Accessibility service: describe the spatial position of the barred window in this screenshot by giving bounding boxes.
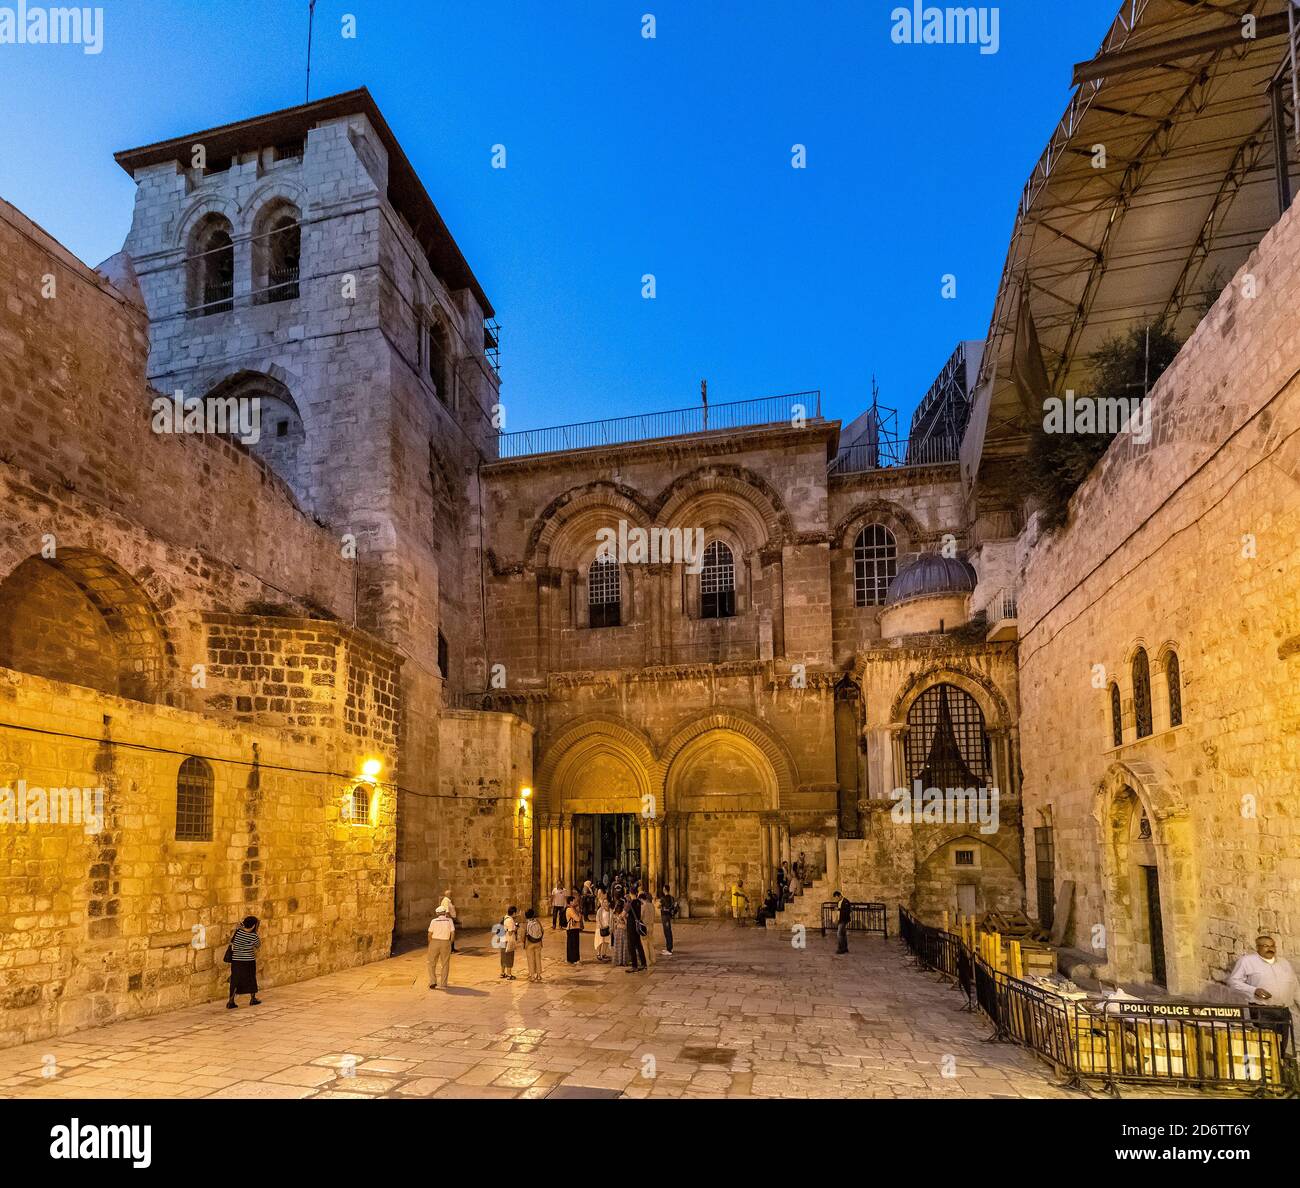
[1133,649,1153,739]
[588,554,621,629]
[1166,652,1182,727]
[700,540,736,619]
[853,524,897,607]
[1110,683,1123,748]
[175,757,214,841]
[347,785,372,827]
[954,849,975,867]
[905,684,991,786]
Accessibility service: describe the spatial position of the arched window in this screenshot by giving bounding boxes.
[1166,651,1182,727]
[176,757,214,841]
[187,215,234,316]
[904,683,991,786]
[854,524,897,607]
[588,554,621,629]
[253,203,300,303]
[437,630,449,679]
[1109,683,1123,748]
[700,540,736,619]
[347,785,372,826]
[1132,648,1153,739]
[421,315,454,405]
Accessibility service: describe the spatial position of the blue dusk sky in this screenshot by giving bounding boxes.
[0,0,1119,433]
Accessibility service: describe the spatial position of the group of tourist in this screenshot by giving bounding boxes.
[549,875,678,973]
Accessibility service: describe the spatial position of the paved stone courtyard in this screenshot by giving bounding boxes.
[0,923,1189,1100]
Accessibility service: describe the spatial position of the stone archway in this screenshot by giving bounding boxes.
[662,723,785,918]
[0,549,172,704]
[1095,761,1198,994]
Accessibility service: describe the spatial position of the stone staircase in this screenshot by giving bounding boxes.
[764,883,828,932]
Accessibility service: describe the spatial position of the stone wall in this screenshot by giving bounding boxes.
[0,669,395,1047]
[1016,198,1300,996]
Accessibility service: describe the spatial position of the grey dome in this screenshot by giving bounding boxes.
[885,554,976,607]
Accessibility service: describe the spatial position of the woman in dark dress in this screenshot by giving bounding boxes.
[565,895,582,963]
[226,915,262,1008]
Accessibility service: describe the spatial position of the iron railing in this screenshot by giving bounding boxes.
[265,264,300,303]
[496,391,822,459]
[988,586,1018,621]
[820,901,889,938]
[829,433,961,475]
[898,907,1297,1096]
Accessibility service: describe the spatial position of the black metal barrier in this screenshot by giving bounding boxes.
[819,901,889,938]
[899,907,1297,1097]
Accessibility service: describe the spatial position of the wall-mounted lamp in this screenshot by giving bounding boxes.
[518,786,532,816]
[360,758,382,783]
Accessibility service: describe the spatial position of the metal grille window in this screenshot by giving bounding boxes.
[700,540,736,619]
[1133,648,1153,738]
[954,849,975,867]
[588,554,621,629]
[175,757,214,841]
[853,524,897,607]
[1166,652,1182,727]
[1110,683,1123,748]
[905,684,991,787]
[348,785,372,827]
[188,218,234,316]
[1034,826,1055,930]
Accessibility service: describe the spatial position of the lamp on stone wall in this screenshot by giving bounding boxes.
[518,786,532,816]
[360,758,382,782]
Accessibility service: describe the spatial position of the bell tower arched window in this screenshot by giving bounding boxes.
[187,215,234,316]
[1110,682,1123,748]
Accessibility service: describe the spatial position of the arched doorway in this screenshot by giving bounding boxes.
[1097,763,1195,993]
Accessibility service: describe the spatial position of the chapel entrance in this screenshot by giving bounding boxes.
[573,813,640,885]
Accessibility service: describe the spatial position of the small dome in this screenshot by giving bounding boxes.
[885,553,976,607]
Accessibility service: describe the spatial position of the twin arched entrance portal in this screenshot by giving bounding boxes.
[536,717,790,917]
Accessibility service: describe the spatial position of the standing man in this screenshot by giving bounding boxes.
[658,885,676,956]
[439,888,458,952]
[730,879,749,925]
[625,893,647,973]
[639,891,657,967]
[427,905,455,989]
[1228,935,1300,1041]
[833,891,851,955]
[550,881,567,930]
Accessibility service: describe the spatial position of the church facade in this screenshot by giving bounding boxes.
[1,79,1295,1046]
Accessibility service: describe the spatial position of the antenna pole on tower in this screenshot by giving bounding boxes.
[306,0,318,103]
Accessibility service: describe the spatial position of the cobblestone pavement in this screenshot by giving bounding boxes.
[0,922,1193,1099]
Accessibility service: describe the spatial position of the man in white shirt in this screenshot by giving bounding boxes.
[427,906,455,990]
[439,888,457,951]
[550,883,567,930]
[1228,935,1299,1039]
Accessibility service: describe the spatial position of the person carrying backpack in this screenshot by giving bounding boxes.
[523,908,545,982]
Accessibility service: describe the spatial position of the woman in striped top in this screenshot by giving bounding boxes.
[226,915,262,1009]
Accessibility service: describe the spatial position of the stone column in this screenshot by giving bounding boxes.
[825,833,839,893]
[759,818,772,892]
[780,820,791,866]
[678,815,691,917]
[664,813,678,898]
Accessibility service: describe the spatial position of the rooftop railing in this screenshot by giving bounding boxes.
[496,391,822,459]
[828,433,961,475]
